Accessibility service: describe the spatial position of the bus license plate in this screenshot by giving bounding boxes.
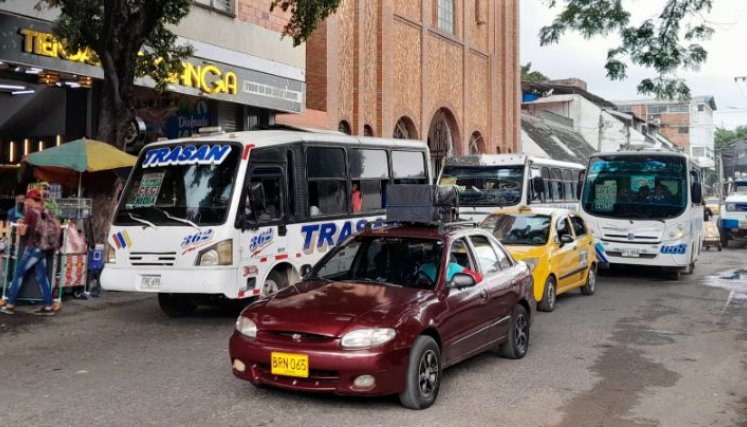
[141,275,161,290]
[621,248,639,258]
[271,352,309,378]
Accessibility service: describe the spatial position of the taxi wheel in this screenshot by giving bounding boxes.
[538,276,556,312]
[399,336,441,410]
[500,305,530,359]
[158,293,197,317]
[580,264,596,296]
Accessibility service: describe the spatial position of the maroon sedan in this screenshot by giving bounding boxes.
[229,224,535,409]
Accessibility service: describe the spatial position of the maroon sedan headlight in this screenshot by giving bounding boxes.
[340,328,396,349]
[236,316,257,338]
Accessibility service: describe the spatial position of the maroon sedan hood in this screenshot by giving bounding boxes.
[252,280,426,337]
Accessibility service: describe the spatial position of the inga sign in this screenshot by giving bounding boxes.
[0,12,304,112]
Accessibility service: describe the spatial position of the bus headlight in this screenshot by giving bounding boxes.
[105,243,116,264]
[196,239,233,266]
[667,223,688,240]
[725,203,736,212]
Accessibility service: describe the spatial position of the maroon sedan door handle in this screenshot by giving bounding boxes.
[480,289,488,300]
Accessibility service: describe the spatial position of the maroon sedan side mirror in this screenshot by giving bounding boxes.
[447,273,477,290]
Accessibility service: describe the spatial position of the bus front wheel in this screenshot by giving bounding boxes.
[261,271,286,297]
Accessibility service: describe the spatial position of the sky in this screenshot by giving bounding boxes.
[520,0,747,130]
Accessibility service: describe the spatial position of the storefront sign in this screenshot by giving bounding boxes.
[0,13,304,112]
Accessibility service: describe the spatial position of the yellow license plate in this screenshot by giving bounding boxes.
[270,352,309,378]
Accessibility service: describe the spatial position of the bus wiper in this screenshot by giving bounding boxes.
[127,213,158,229]
[148,206,200,230]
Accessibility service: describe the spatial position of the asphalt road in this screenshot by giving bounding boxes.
[1,249,745,427]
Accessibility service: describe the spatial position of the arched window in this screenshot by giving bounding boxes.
[393,116,417,139]
[468,131,484,155]
[427,108,459,174]
[363,124,374,137]
[338,120,351,135]
[496,146,502,154]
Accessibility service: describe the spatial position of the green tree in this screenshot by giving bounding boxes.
[39,0,193,148]
[715,126,747,150]
[539,0,714,99]
[521,62,549,82]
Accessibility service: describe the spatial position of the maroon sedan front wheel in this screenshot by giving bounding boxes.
[399,335,441,410]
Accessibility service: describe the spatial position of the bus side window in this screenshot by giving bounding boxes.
[562,169,574,201]
[307,146,347,216]
[392,151,427,185]
[529,167,543,202]
[541,167,551,202]
[245,167,284,223]
[350,149,389,213]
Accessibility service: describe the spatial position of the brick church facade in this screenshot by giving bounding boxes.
[280,0,521,171]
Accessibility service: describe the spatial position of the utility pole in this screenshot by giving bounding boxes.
[598,113,604,151]
[625,117,631,150]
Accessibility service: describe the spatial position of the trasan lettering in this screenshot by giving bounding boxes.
[301,219,385,251]
[142,145,232,168]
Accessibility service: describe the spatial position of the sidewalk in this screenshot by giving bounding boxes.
[0,291,151,335]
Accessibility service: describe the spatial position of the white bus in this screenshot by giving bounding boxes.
[101,129,430,316]
[579,150,704,279]
[437,154,585,221]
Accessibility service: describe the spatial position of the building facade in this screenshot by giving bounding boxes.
[0,0,306,197]
[280,0,521,173]
[615,96,717,167]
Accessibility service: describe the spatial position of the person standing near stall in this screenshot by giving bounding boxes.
[0,190,59,316]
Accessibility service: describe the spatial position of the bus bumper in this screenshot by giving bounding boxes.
[101,265,240,298]
[596,241,692,268]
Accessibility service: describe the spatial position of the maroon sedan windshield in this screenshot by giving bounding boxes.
[310,236,444,289]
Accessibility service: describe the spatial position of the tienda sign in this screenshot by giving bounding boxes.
[19,28,238,95]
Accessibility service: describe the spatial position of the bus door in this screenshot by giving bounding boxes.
[237,150,290,294]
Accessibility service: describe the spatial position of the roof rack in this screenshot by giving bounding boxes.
[439,220,478,233]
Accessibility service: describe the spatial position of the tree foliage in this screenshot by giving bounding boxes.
[539,0,714,99]
[521,62,549,82]
[37,0,193,148]
[270,0,342,46]
[715,126,747,150]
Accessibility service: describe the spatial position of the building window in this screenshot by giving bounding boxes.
[393,116,417,139]
[437,0,455,34]
[678,126,689,134]
[194,0,235,14]
[692,147,706,157]
[338,120,352,135]
[363,124,374,137]
[698,104,705,112]
[468,132,484,155]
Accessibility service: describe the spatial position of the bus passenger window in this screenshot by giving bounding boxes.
[246,168,283,222]
[350,149,388,212]
[392,151,427,184]
[308,147,347,216]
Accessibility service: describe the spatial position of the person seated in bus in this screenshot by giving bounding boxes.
[635,185,652,203]
[310,206,322,216]
[351,182,362,213]
[652,184,674,204]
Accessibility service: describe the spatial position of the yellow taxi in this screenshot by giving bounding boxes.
[480,206,597,312]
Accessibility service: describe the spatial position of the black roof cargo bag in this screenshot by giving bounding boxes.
[386,185,459,224]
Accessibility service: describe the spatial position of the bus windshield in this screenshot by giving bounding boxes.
[114,142,241,226]
[582,155,687,220]
[439,165,523,206]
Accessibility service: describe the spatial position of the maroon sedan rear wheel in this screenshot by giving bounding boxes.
[500,305,530,359]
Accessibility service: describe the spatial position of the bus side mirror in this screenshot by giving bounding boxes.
[691,183,703,204]
[577,172,586,199]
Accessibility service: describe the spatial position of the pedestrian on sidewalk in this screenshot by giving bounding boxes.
[0,189,60,316]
